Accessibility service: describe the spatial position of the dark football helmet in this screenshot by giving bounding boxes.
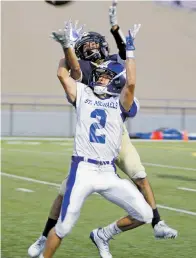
[75,32,109,62]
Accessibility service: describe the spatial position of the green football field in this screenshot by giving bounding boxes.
[1,139,196,258]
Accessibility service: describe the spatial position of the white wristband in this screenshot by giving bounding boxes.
[126,50,135,59]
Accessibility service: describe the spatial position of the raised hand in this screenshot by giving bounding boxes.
[109,0,118,27]
[64,19,86,43]
[126,24,141,51]
[129,24,141,40]
[51,19,86,49]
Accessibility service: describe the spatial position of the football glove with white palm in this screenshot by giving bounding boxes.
[51,19,85,49]
[126,24,141,51]
[109,0,118,27]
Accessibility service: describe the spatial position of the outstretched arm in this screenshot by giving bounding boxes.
[52,20,85,81]
[120,24,141,111]
[62,47,82,81]
[109,0,126,60]
[57,53,77,103]
[51,25,79,102]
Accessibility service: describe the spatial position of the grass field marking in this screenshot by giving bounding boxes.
[5,141,73,147]
[1,148,72,155]
[136,145,196,152]
[6,141,24,145]
[1,137,74,141]
[143,162,196,171]
[2,137,196,142]
[2,148,196,171]
[6,141,41,145]
[16,188,35,193]
[177,187,196,192]
[51,142,74,146]
[1,172,60,187]
[157,204,196,216]
[1,172,196,217]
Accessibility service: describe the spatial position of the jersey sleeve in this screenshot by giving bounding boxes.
[107,54,125,66]
[120,97,140,121]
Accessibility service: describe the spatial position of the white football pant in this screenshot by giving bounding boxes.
[55,158,153,238]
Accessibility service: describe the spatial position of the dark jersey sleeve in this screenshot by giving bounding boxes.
[107,54,125,66]
[110,26,126,60]
[78,60,94,85]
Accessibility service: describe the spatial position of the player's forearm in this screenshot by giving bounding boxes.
[57,58,70,86]
[57,60,77,103]
[110,26,126,60]
[63,48,82,81]
[126,57,136,91]
[120,58,136,111]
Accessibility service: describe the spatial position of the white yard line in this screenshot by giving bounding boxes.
[5,141,73,146]
[16,188,34,193]
[1,172,60,187]
[1,148,72,155]
[1,137,196,142]
[143,162,196,171]
[177,187,196,192]
[1,172,196,216]
[1,137,74,141]
[7,141,41,145]
[157,205,196,216]
[2,148,196,171]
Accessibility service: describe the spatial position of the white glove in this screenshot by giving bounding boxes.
[109,0,118,27]
[51,19,85,49]
[129,24,141,40]
[126,24,141,53]
[64,19,86,44]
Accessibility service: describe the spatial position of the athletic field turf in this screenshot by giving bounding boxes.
[1,139,196,258]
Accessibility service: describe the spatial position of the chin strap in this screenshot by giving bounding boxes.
[94,85,119,96]
[94,85,108,95]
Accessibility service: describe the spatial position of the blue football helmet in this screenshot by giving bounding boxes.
[89,61,126,96]
[74,32,109,62]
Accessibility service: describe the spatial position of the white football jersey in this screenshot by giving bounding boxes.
[71,82,139,161]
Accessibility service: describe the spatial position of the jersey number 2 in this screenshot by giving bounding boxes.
[90,109,107,144]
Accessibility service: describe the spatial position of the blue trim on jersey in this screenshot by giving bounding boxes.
[61,160,79,221]
[106,54,125,66]
[119,100,138,121]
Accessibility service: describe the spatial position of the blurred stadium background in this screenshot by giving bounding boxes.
[1,0,196,136]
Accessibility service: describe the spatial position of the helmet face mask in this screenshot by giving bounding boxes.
[89,61,126,96]
[80,40,101,61]
[75,32,109,62]
[94,68,115,84]
[83,48,101,62]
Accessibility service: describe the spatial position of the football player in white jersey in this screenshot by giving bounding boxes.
[38,23,154,258]
[28,2,177,257]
